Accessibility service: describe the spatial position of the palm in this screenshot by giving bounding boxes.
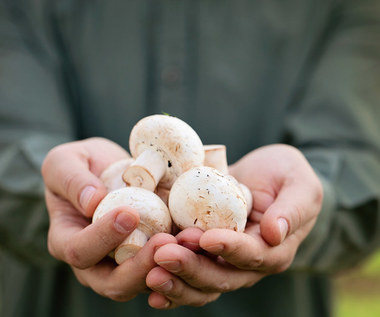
[229,144,322,245]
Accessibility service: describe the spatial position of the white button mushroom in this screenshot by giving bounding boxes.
[203,144,253,216]
[123,114,205,191]
[100,158,134,192]
[203,144,229,175]
[235,180,253,217]
[168,166,247,232]
[92,187,172,264]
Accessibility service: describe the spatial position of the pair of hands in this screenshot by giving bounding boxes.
[41,137,323,309]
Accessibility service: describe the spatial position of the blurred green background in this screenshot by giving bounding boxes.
[334,250,380,317]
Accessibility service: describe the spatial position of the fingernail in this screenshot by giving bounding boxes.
[79,186,96,210]
[162,301,171,309]
[114,212,138,233]
[182,241,200,252]
[158,299,171,309]
[157,260,181,272]
[278,218,289,242]
[154,279,173,293]
[205,243,224,254]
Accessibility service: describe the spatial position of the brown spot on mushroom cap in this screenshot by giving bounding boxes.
[93,187,172,235]
[169,166,247,231]
[128,115,205,189]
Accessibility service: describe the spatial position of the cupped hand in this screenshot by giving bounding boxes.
[41,137,177,301]
[146,144,323,309]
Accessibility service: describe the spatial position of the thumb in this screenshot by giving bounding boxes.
[259,179,322,246]
[42,142,108,217]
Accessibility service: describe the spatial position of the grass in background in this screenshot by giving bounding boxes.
[334,251,380,317]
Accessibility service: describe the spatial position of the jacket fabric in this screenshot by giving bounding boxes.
[1,0,380,316]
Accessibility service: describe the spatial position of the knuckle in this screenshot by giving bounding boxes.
[64,244,87,269]
[292,204,303,231]
[202,276,231,293]
[217,281,231,293]
[166,283,183,300]
[102,287,135,302]
[173,263,194,281]
[62,172,81,199]
[244,255,264,269]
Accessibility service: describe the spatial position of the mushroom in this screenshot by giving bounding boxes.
[100,158,134,192]
[235,180,253,217]
[92,187,172,264]
[203,144,253,216]
[123,114,205,191]
[225,175,253,217]
[99,158,170,204]
[203,144,229,175]
[168,166,247,232]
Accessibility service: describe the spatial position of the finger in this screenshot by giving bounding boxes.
[200,227,303,273]
[48,196,140,268]
[41,138,129,216]
[153,243,261,293]
[260,165,323,246]
[147,266,221,309]
[76,233,177,302]
[249,210,264,223]
[175,227,204,252]
[199,228,265,270]
[147,291,172,309]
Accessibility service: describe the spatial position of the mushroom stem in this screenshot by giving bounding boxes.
[203,144,228,174]
[100,158,134,192]
[123,148,166,191]
[203,144,253,216]
[114,229,148,264]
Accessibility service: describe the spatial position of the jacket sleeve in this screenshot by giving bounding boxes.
[287,0,380,273]
[0,1,75,266]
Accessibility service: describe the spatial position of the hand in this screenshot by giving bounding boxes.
[41,137,177,301]
[146,144,323,309]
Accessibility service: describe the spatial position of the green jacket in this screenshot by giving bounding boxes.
[1,0,380,316]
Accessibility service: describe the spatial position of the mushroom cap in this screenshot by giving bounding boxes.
[168,166,247,232]
[93,187,172,236]
[225,175,253,216]
[129,114,204,188]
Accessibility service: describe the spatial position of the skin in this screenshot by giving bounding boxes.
[42,138,323,308]
[146,144,323,309]
[42,137,177,301]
